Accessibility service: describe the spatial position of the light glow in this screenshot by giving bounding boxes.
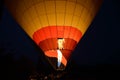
[57,38,65,49]
[57,50,62,67]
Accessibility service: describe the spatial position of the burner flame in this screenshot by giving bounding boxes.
[57,50,62,67]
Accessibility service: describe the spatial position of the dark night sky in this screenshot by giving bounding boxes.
[0,0,120,79]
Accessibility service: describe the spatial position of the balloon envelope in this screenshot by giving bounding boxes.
[5,0,103,70]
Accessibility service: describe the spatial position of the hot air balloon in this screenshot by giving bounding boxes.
[4,0,103,71]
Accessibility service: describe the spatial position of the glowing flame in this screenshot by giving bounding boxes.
[57,38,64,67]
[58,38,65,49]
[57,50,62,67]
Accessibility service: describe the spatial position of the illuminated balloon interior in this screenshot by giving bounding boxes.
[5,0,103,71]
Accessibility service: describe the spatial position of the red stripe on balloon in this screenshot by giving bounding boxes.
[33,26,82,45]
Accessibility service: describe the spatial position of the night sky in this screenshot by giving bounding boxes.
[0,0,120,79]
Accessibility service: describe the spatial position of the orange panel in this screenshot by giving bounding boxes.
[47,39,53,50]
[69,39,76,50]
[45,39,51,50]
[69,39,74,50]
[61,50,72,61]
[39,41,46,51]
[69,27,77,40]
[50,26,57,38]
[39,38,58,51]
[52,38,58,50]
[57,26,64,38]
[33,33,39,45]
[74,29,82,42]
[63,26,71,38]
[43,27,51,39]
[66,39,71,50]
[72,40,77,49]
[45,50,57,58]
[38,30,46,41]
[33,29,46,44]
[43,40,48,51]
